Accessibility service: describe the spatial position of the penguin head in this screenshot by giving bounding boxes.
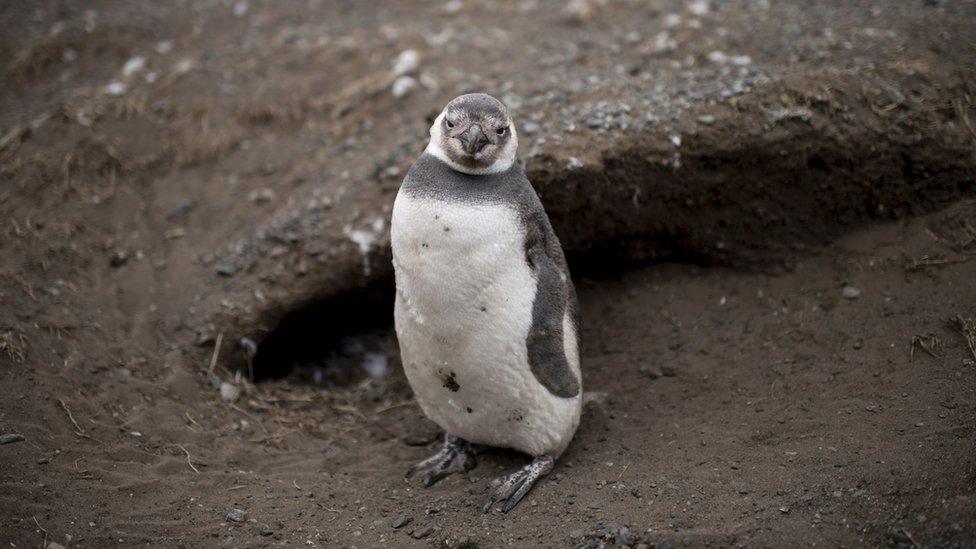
[426,93,518,175]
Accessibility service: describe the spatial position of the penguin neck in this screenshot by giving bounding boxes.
[424,140,516,176]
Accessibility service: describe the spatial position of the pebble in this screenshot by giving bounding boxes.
[410,525,434,539]
[104,81,127,95]
[392,75,417,98]
[247,188,276,204]
[697,114,716,125]
[841,285,862,299]
[122,56,146,76]
[522,121,540,135]
[393,50,420,75]
[963,358,974,367]
[164,201,192,220]
[47,543,66,549]
[0,434,25,445]
[215,262,237,277]
[391,514,412,529]
[226,508,247,523]
[219,382,241,403]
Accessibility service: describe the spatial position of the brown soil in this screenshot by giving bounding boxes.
[1,1,975,547]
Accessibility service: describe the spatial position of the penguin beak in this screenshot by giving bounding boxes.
[457,124,489,155]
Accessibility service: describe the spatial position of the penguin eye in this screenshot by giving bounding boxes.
[446,119,455,129]
[496,126,508,135]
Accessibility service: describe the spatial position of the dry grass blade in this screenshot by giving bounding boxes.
[0,330,27,362]
[58,398,86,436]
[947,315,976,362]
[903,255,968,272]
[910,334,943,361]
[32,516,48,547]
[174,444,201,474]
[207,332,224,375]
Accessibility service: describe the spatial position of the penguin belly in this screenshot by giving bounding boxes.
[391,192,581,457]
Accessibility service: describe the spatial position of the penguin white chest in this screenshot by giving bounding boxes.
[391,191,580,457]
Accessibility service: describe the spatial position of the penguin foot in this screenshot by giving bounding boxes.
[405,434,476,487]
[482,455,554,513]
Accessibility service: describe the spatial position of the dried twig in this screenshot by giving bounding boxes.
[58,398,86,436]
[32,516,48,547]
[174,444,200,474]
[947,315,976,362]
[910,334,943,361]
[904,255,968,272]
[207,332,224,376]
[230,403,270,435]
[374,400,418,415]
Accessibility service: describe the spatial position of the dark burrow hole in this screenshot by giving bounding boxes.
[251,281,399,386]
[248,244,716,386]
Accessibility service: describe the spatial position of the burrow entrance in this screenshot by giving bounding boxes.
[250,281,399,386]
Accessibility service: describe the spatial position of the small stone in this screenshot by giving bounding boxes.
[852,338,863,350]
[779,505,791,513]
[585,117,604,129]
[614,531,637,546]
[247,188,276,204]
[963,358,974,367]
[219,382,241,403]
[164,201,192,220]
[392,50,420,75]
[392,76,417,98]
[391,514,412,529]
[0,434,25,445]
[522,121,540,135]
[104,81,127,95]
[226,508,247,523]
[47,543,66,549]
[841,285,862,299]
[410,525,434,539]
[109,250,129,268]
[215,262,237,277]
[122,56,146,76]
[697,114,716,125]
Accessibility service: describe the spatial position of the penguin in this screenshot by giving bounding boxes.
[391,93,582,513]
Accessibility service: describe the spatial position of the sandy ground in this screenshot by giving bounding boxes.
[2,201,975,547]
[1,0,975,547]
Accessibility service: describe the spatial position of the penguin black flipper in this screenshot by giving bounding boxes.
[521,194,581,399]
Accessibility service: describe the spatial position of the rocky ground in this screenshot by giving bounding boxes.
[1,0,975,547]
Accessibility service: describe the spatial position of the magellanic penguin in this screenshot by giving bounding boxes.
[391,93,582,512]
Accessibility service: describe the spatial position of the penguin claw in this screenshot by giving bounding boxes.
[405,434,476,487]
[482,455,554,513]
